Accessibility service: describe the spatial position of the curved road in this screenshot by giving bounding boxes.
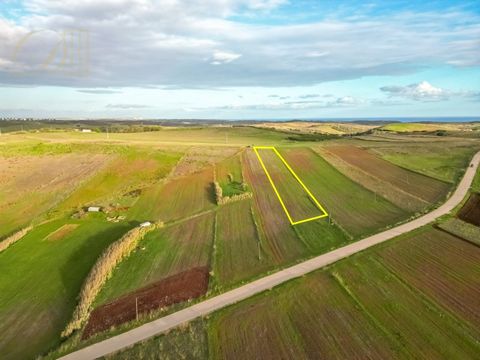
[60,150,480,360]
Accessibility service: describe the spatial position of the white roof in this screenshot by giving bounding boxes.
[140,221,152,227]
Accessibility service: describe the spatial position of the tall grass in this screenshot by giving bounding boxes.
[213,181,252,205]
[0,226,33,253]
[62,224,158,337]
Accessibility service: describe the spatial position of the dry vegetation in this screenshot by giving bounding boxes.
[0,226,33,253]
[0,154,109,238]
[380,122,479,133]
[255,121,377,135]
[170,146,240,177]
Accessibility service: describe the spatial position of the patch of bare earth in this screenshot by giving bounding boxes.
[458,193,480,226]
[82,267,209,339]
[44,224,79,242]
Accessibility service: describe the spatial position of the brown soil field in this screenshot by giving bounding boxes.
[83,267,209,339]
[457,193,480,226]
[323,145,450,204]
[255,148,324,222]
[242,150,303,263]
[319,148,427,212]
[378,228,480,329]
[44,224,79,242]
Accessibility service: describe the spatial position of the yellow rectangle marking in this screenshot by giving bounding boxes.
[253,146,328,225]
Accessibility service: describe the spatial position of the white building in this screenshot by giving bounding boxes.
[140,221,152,227]
[87,206,101,212]
[82,129,92,133]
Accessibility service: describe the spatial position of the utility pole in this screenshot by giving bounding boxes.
[135,297,138,321]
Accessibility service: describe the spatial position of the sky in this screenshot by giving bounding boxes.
[0,0,479,120]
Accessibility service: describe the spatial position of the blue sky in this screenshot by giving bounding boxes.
[0,0,479,119]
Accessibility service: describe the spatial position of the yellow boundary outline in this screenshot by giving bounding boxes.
[253,146,329,225]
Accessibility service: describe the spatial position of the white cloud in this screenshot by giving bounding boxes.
[106,103,151,109]
[380,81,478,102]
[210,50,242,65]
[77,89,122,94]
[209,95,364,111]
[0,2,479,88]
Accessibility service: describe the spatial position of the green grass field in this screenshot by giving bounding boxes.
[372,145,478,183]
[0,215,132,360]
[128,167,215,223]
[2,127,479,359]
[55,148,181,215]
[110,225,480,359]
[280,147,409,238]
[214,200,273,288]
[94,212,215,306]
[105,319,208,360]
[438,218,480,246]
[243,149,351,263]
[215,153,245,197]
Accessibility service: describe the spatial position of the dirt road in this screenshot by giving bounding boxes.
[59,151,480,360]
